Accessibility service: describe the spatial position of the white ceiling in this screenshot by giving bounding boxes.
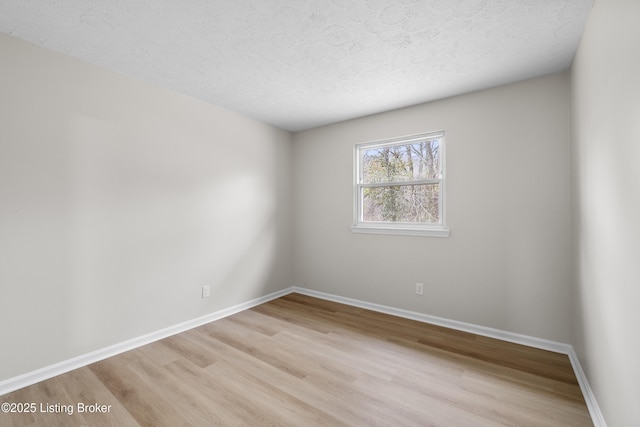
[0,0,594,132]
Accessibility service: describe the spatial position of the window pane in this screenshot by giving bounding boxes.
[362,139,440,184]
[362,184,440,223]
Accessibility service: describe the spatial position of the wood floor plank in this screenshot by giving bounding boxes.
[202,333,394,426]
[53,366,139,426]
[163,357,257,426]
[0,293,593,426]
[88,357,187,427]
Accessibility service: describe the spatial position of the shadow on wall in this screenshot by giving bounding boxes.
[56,114,282,362]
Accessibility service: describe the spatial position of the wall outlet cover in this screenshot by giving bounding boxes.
[202,285,211,298]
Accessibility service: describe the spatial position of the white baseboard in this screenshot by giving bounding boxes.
[567,347,608,427]
[290,286,607,427]
[291,287,571,353]
[0,288,291,397]
[0,285,606,427]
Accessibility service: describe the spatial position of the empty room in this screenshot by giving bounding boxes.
[0,0,638,426]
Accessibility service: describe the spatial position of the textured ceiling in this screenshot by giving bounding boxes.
[0,0,594,131]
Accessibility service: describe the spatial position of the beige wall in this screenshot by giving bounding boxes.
[292,73,572,343]
[571,0,640,425]
[0,34,292,381]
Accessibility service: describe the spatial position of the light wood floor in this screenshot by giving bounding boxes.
[1,293,593,426]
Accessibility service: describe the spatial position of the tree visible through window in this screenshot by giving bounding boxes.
[353,131,448,236]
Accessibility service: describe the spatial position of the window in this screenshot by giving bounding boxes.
[351,131,449,237]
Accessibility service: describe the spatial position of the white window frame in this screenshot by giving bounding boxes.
[350,131,450,237]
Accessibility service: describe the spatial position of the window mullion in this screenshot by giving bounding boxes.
[361,179,440,188]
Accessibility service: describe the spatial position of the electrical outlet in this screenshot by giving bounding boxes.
[202,285,211,298]
[415,283,424,295]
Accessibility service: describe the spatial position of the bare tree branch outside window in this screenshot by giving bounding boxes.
[360,139,441,224]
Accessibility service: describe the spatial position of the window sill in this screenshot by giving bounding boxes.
[350,225,450,238]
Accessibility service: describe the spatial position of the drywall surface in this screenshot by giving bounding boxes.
[0,34,292,381]
[0,0,593,131]
[292,73,572,343]
[571,0,640,425]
